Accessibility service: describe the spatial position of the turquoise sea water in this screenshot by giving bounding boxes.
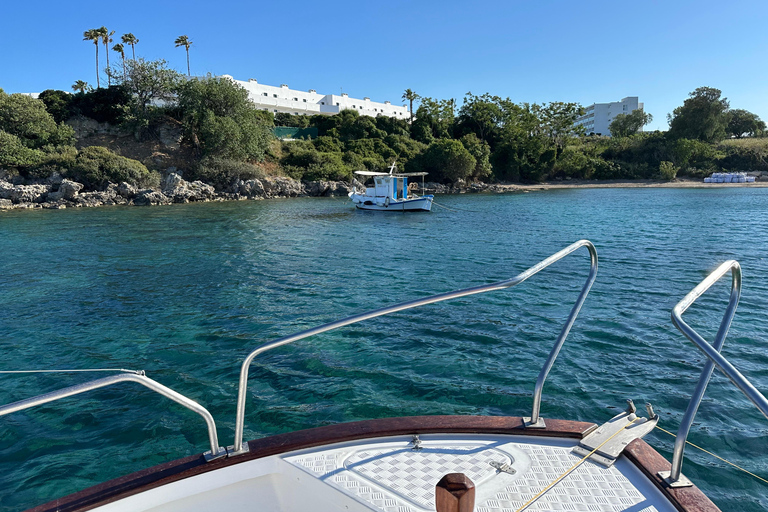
[0,188,767,511]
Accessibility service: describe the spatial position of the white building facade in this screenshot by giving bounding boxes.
[574,97,643,136]
[222,76,409,119]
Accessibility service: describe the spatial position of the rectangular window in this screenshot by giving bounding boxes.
[262,92,268,96]
[303,99,307,103]
[293,97,298,101]
[321,102,325,105]
[273,94,278,98]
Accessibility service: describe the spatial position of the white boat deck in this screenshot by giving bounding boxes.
[285,434,675,512]
[86,432,679,512]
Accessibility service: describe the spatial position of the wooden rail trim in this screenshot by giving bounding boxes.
[24,416,718,512]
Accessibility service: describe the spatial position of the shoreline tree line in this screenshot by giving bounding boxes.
[1,34,766,194]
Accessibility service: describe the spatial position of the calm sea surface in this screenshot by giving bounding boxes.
[1,188,767,511]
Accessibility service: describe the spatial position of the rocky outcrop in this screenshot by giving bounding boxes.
[10,184,51,203]
[0,181,14,199]
[304,180,352,197]
[162,173,216,203]
[76,188,121,207]
[261,176,305,197]
[117,182,138,199]
[237,179,266,198]
[134,189,171,206]
[47,180,83,201]
[66,116,128,139]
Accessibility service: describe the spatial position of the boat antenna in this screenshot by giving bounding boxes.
[388,159,397,175]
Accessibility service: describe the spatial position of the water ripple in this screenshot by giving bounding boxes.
[1,189,767,510]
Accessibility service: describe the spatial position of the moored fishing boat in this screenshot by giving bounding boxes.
[348,162,434,211]
[2,241,766,512]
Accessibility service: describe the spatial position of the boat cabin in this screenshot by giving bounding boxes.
[368,175,409,201]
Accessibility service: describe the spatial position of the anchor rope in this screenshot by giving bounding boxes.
[654,425,768,485]
[513,417,641,512]
[430,200,479,213]
[0,368,143,375]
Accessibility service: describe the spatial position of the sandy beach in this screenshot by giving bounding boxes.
[499,178,768,192]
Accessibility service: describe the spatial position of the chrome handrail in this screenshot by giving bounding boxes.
[231,240,598,454]
[662,260,768,487]
[0,372,227,461]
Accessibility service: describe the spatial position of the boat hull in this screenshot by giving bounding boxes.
[350,194,434,212]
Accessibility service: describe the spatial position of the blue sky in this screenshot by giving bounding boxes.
[1,0,766,131]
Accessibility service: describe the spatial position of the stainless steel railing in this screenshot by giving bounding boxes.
[231,240,598,455]
[0,372,227,461]
[660,260,768,487]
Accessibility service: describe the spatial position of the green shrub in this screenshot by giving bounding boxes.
[66,146,152,189]
[0,91,75,148]
[410,139,476,183]
[39,90,74,123]
[313,136,343,153]
[587,159,621,179]
[25,145,78,179]
[383,134,427,163]
[191,156,266,190]
[177,76,273,160]
[0,131,44,168]
[303,152,351,181]
[672,138,723,171]
[658,161,678,180]
[70,85,130,124]
[718,139,768,173]
[345,138,396,162]
[460,134,491,180]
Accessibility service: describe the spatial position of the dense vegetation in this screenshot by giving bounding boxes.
[3,54,767,193]
[264,86,767,184]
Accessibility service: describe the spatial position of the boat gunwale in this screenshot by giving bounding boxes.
[24,414,719,512]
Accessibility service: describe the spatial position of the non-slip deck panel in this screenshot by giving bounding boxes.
[25,415,718,512]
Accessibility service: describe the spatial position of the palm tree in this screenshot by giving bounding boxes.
[121,33,139,60]
[174,35,193,76]
[72,80,91,94]
[98,27,115,85]
[402,89,420,124]
[112,43,126,79]
[83,28,101,88]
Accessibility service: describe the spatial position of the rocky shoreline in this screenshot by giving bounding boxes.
[3,171,768,211]
[0,172,359,210]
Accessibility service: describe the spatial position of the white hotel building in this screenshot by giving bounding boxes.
[574,96,643,136]
[222,76,409,119]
